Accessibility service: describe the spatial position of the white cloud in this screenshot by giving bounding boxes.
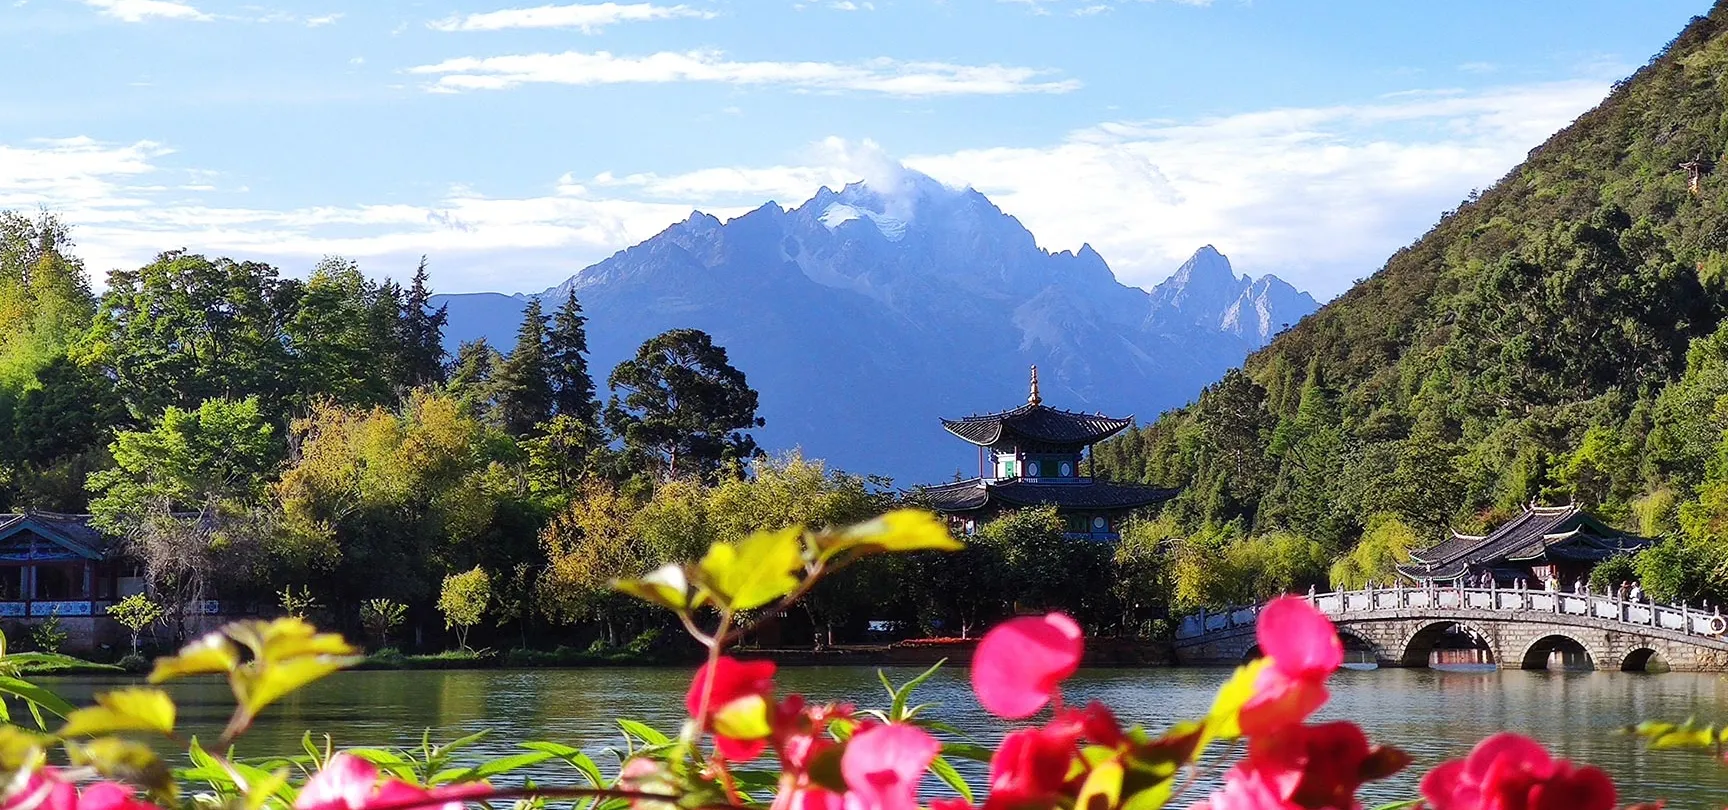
[10,79,1612,297]
[84,0,210,22]
[304,12,342,26]
[408,50,1082,96]
[429,2,714,33]
[580,80,1612,297]
[830,1,874,10]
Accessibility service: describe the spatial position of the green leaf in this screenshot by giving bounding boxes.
[521,742,604,787]
[0,725,49,770]
[823,510,963,560]
[73,736,176,798]
[617,719,671,747]
[1367,801,1423,810]
[0,675,76,721]
[938,742,994,763]
[149,633,240,682]
[1077,757,1124,810]
[244,768,292,810]
[887,659,945,721]
[928,755,974,803]
[58,688,176,737]
[232,656,359,718]
[440,751,555,784]
[614,564,693,612]
[1200,658,1268,745]
[341,749,420,781]
[698,526,804,611]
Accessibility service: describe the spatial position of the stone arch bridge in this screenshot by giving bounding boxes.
[1173,586,1728,671]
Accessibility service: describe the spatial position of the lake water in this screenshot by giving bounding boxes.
[38,666,1728,808]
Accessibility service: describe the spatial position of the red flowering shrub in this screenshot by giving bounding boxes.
[1421,733,1616,810]
[0,510,1662,810]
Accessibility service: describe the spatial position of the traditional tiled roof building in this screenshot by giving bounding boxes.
[922,368,1176,540]
[1396,503,1652,588]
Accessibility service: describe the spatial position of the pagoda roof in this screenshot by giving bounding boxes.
[1397,503,1651,582]
[922,478,1177,513]
[941,403,1133,448]
[0,512,110,560]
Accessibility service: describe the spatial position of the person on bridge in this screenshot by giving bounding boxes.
[1630,583,1644,603]
[1545,575,1559,593]
[1618,581,1631,601]
[1573,579,1586,595]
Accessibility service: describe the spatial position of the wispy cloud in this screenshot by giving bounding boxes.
[585,80,1612,297]
[409,50,1082,96]
[84,0,210,22]
[429,2,714,33]
[14,79,1612,296]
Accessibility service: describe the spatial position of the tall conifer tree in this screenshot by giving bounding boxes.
[399,257,449,388]
[494,300,554,437]
[546,289,599,426]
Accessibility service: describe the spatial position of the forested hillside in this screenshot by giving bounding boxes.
[1094,2,1728,609]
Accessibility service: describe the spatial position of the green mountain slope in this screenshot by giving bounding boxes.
[1095,2,1728,602]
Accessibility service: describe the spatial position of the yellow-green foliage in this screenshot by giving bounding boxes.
[1172,527,1329,612]
[1328,514,1419,590]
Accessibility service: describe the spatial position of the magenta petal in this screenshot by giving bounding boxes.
[841,724,940,810]
[1257,597,1342,677]
[1464,732,1554,778]
[972,613,1084,719]
[75,784,140,810]
[296,754,380,810]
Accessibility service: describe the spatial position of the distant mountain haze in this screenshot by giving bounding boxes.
[434,169,1318,484]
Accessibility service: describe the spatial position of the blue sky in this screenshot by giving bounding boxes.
[0,0,1710,297]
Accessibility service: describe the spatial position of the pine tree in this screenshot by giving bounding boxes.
[447,338,501,420]
[399,257,449,389]
[546,289,599,426]
[494,300,554,437]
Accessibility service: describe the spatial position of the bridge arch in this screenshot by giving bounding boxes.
[1520,633,1595,671]
[1336,627,1388,666]
[1621,647,1670,673]
[1398,620,1495,668]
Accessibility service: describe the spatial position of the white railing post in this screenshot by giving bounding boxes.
[1682,602,1691,636]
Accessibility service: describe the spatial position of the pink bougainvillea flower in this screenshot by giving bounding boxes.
[982,719,1086,810]
[972,613,1084,719]
[840,724,940,810]
[295,753,491,810]
[686,656,778,761]
[1193,766,1300,810]
[770,696,853,810]
[1207,722,1409,810]
[71,784,159,810]
[1420,733,1615,810]
[1238,597,1343,736]
[2,770,157,810]
[297,754,381,810]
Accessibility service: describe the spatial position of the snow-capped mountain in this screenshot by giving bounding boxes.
[435,170,1318,484]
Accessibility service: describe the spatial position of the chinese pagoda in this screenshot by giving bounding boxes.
[1395,503,1652,588]
[922,368,1177,540]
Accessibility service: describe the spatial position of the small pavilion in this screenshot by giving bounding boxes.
[1396,503,1652,588]
[922,368,1176,540]
[0,511,134,617]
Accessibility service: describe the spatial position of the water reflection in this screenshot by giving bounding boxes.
[38,667,1728,807]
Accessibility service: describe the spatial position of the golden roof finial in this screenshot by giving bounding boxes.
[1028,365,1041,406]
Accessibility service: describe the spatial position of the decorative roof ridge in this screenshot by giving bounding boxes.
[943,402,1133,423]
[921,478,988,492]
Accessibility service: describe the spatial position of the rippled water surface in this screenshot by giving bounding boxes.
[39,666,1728,807]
